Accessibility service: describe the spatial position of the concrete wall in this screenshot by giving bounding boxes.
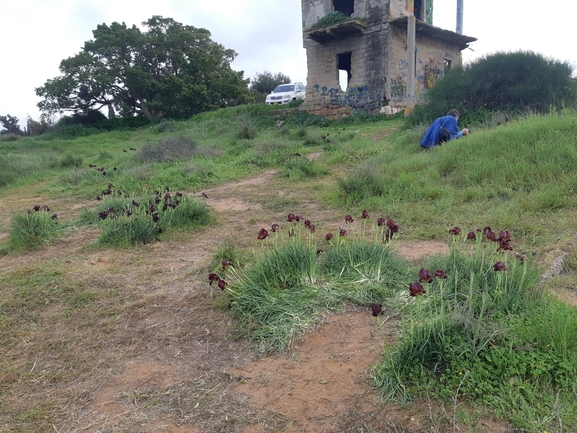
[302,0,388,112]
[386,25,463,106]
[301,0,466,113]
[390,0,433,23]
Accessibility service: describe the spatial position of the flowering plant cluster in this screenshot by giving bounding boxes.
[254,210,399,244]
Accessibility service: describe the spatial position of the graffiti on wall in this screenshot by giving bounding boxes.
[312,83,383,111]
[390,76,407,99]
[390,57,444,102]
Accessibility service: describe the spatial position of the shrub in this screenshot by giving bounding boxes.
[60,154,83,168]
[408,51,577,126]
[237,124,257,140]
[136,135,198,163]
[154,120,178,134]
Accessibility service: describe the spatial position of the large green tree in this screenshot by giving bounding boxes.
[0,115,23,135]
[36,16,252,121]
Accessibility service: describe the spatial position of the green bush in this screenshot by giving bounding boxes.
[60,154,83,168]
[408,51,577,126]
[136,135,198,163]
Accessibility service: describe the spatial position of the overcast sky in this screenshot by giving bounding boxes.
[1,0,576,128]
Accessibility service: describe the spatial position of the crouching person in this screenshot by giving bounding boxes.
[420,109,470,149]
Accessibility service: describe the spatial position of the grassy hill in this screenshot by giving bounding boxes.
[1,106,576,432]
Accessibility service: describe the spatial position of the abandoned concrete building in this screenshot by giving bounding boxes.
[301,0,476,116]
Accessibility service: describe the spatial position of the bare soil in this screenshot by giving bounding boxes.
[1,161,574,433]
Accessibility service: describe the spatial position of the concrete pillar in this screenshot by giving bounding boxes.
[456,0,463,34]
[406,15,416,108]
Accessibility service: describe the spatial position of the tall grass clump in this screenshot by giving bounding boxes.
[371,230,577,431]
[80,192,211,247]
[7,208,63,251]
[219,212,410,352]
[277,156,329,180]
[226,240,321,352]
[337,162,386,203]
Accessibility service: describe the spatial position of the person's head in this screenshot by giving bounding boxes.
[447,109,460,119]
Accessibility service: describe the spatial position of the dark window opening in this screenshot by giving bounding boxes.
[414,0,423,21]
[338,52,352,91]
[333,0,354,16]
[444,58,452,73]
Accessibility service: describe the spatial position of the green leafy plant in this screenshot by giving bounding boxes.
[309,11,360,30]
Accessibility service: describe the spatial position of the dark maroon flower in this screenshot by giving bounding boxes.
[498,230,511,242]
[217,279,227,290]
[51,213,58,220]
[132,200,140,207]
[449,226,461,235]
[304,219,311,228]
[467,231,476,241]
[271,223,279,232]
[325,232,333,241]
[409,282,426,297]
[485,229,496,241]
[99,210,109,220]
[309,224,316,233]
[434,270,447,279]
[483,226,492,234]
[386,219,399,233]
[222,259,231,268]
[339,228,347,237]
[287,213,296,222]
[152,213,160,222]
[208,273,220,285]
[498,239,513,251]
[344,214,354,224]
[295,215,301,222]
[371,303,383,317]
[493,261,506,271]
[419,268,434,283]
[377,217,386,227]
[257,228,269,240]
[361,210,369,219]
